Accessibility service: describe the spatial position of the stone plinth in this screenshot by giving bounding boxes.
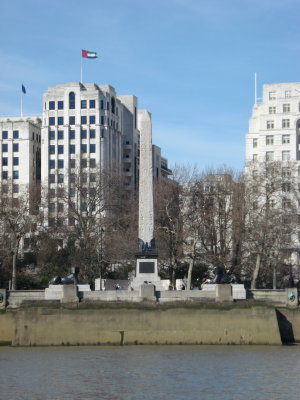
[216,284,233,302]
[139,284,156,301]
[202,284,246,300]
[286,288,298,308]
[61,285,78,304]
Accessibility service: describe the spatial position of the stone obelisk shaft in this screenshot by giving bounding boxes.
[138,110,153,244]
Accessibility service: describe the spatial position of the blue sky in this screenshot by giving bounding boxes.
[1,0,300,171]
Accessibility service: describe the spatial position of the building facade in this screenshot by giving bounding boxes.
[0,117,41,194]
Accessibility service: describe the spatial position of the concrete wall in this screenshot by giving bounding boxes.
[0,311,15,345]
[0,305,282,346]
[248,289,287,304]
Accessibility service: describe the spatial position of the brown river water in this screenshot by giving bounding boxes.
[0,345,299,400]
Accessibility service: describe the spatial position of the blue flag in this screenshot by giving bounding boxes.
[22,84,26,94]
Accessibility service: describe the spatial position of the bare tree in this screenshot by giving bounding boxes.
[0,183,41,289]
[243,161,297,289]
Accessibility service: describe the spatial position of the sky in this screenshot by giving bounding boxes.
[1,0,300,172]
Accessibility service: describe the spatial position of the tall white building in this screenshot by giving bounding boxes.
[246,82,300,165]
[245,81,300,267]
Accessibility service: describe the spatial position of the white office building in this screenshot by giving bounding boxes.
[246,82,300,165]
[0,117,41,194]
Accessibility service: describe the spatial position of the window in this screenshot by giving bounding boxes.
[13,184,19,194]
[49,117,55,126]
[267,120,274,129]
[111,97,115,114]
[58,130,64,140]
[90,129,96,138]
[282,151,290,161]
[81,173,87,183]
[58,145,64,154]
[58,116,64,126]
[49,130,55,140]
[90,144,96,153]
[49,160,55,169]
[69,144,75,154]
[266,151,274,161]
[81,116,87,124]
[90,158,96,168]
[266,135,274,145]
[81,100,87,109]
[269,106,276,114]
[69,92,75,109]
[283,104,290,113]
[253,154,258,162]
[13,130,19,139]
[69,116,75,125]
[269,91,276,100]
[89,115,95,124]
[58,159,64,169]
[282,119,290,128]
[81,144,87,153]
[58,101,64,110]
[81,130,87,139]
[282,167,291,177]
[2,171,8,179]
[69,188,75,197]
[13,157,19,166]
[107,102,109,111]
[282,135,290,144]
[49,203,55,213]
[70,159,75,168]
[81,159,87,168]
[101,100,104,109]
[13,171,19,179]
[2,131,8,139]
[2,157,8,166]
[101,129,104,138]
[2,144,8,152]
[89,173,96,183]
[285,90,291,98]
[49,101,55,110]
[89,99,95,108]
[57,203,64,213]
[69,130,75,139]
[49,145,55,154]
[101,116,104,125]
[282,183,291,192]
[13,143,19,152]
[58,174,64,183]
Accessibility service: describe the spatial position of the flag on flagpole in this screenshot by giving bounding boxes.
[22,84,26,94]
[82,49,97,59]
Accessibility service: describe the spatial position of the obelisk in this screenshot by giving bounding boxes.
[132,109,159,287]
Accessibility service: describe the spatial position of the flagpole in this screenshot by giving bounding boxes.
[80,54,83,83]
[254,72,257,105]
[21,91,23,117]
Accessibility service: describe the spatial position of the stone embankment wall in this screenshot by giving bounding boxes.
[0,304,283,346]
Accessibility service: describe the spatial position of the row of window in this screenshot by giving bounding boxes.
[268,104,298,114]
[267,119,290,129]
[2,143,19,152]
[49,115,96,126]
[1,184,19,193]
[49,129,98,140]
[2,171,19,179]
[49,172,97,184]
[269,90,291,100]
[49,158,96,169]
[2,130,19,139]
[252,151,291,162]
[49,99,97,110]
[2,157,19,166]
[49,144,96,154]
[48,115,118,128]
[253,135,290,147]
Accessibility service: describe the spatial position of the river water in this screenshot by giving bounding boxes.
[0,345,299,400]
